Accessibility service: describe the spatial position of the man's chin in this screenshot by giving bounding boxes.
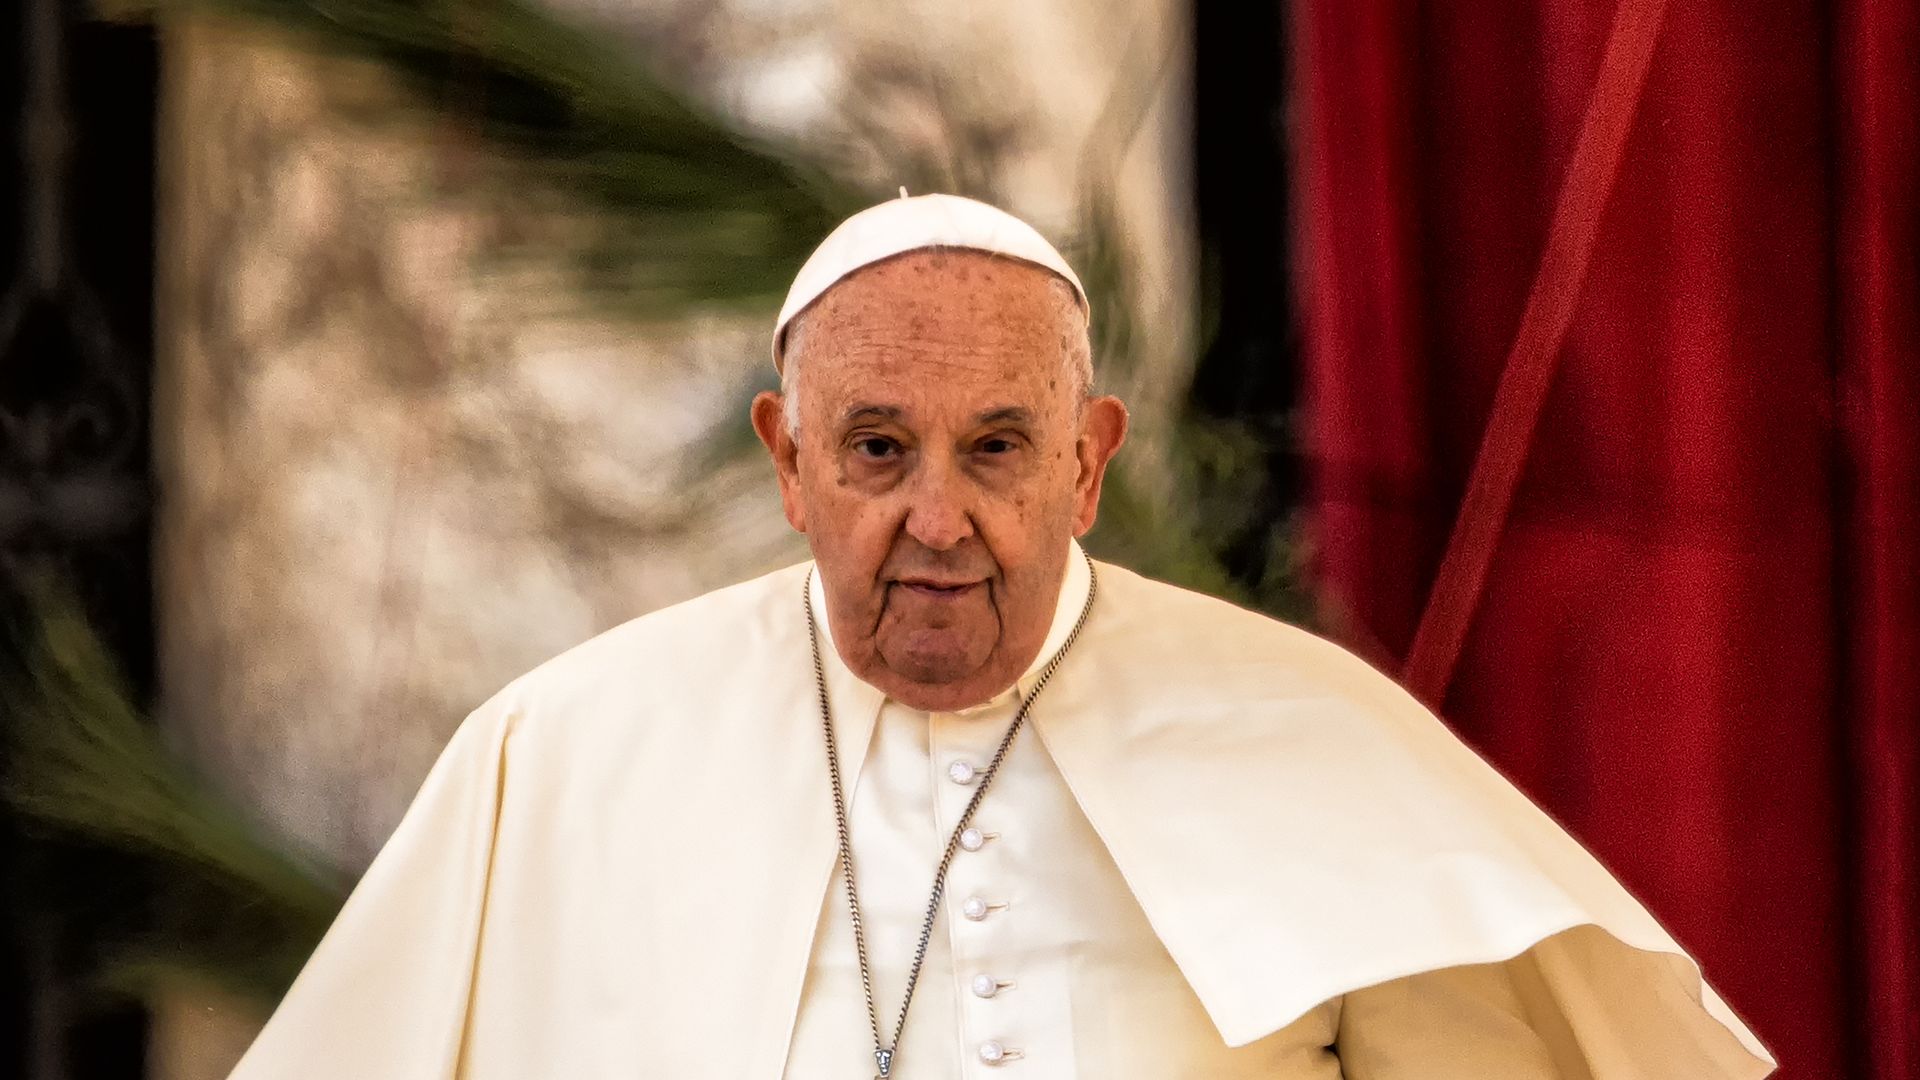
[869,645,1009,712]
[884,651,983,688]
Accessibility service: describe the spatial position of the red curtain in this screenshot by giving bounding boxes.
[1293,1,1917,1077]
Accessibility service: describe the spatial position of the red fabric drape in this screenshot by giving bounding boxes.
[1294,2,1918,1077]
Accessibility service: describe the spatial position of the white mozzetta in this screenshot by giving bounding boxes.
[227,540,1773,1079]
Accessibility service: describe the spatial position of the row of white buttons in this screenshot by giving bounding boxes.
[948,765,994,855]
[949,761,1005,921]
[948,757,1018,1066]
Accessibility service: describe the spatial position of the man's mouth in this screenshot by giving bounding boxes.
[895,578,984,600]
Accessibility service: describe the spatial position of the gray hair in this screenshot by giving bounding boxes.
[780,282,1094,435]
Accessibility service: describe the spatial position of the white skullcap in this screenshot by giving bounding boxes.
[772,191,1090,371]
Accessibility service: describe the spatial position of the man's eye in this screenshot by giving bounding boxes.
[978,437,1018,455]
[852,436,899,459]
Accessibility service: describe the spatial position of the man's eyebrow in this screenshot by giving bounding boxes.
[839,404,903,426]
[975,406,1035,426]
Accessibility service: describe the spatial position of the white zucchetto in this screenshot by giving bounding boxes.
[772,191,1090,371]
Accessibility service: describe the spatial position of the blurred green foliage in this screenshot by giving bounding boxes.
[4,582,345,1005]
[104,0,868,316]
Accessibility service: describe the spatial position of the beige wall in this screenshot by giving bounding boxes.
[151,3,1187,1075]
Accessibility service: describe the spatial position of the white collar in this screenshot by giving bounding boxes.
[807,537,1093,715]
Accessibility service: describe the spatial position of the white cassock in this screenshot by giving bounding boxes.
[226,540,1774,1079]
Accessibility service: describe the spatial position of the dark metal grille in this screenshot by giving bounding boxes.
[2,1,157,1076]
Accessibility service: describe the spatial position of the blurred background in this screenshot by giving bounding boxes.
[0,0,1913,1077]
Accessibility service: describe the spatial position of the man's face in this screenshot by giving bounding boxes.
[752,249,1127,712]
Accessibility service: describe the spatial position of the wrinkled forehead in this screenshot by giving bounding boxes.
[791,251,1087,425]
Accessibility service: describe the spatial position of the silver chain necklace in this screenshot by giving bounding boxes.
[805,553,1097,1080]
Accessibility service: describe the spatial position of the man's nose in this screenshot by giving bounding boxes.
[902,458,976,551]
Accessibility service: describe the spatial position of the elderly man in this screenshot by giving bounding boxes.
[228,194,1772,1079]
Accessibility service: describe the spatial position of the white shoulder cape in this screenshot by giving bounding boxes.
[227,558,1774,1078]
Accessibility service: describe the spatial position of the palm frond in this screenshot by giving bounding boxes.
[4,583,345,1002]
[102,0,869,315]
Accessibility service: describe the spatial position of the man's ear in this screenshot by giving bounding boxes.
[1071,395,1129,536]
[751,391,808,533]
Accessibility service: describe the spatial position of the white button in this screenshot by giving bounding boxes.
[947,760,978,785]
[971,973,1001,998]
[977,1040,1007,1064]
[962,895,990,921]
[958,827,986,851]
